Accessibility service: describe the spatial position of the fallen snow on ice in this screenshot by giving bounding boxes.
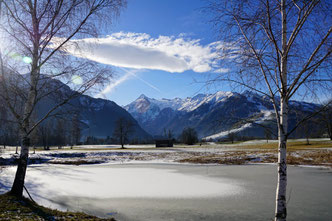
[0,164,244,209]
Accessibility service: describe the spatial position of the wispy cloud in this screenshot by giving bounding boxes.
[95,67,162,98]
[119,67,162,93]
[51,32,227,73]
[95,71,133,98]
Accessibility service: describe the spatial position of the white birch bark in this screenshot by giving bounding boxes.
[275,98,288,220]
[275,0,288,220]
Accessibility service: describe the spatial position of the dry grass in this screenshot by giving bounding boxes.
[177,148,332,167]
[178,156,247,164]
[178,151,269,165]
[232,140,332,151]
[0,193,115,221]
[287,150,332,166]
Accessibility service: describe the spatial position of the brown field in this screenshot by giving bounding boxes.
[178,140,332,167]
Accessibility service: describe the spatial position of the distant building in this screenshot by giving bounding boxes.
[155,139,173,147]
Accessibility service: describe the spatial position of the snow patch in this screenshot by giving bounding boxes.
[204,110,274,140]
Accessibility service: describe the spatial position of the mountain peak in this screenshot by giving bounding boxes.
[138,94,149,99]
[192,93,206,100]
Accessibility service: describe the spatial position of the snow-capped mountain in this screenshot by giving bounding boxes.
[125,92,236,123]
[124,91,320,140]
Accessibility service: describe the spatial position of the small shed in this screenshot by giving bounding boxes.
[155,139,173,147]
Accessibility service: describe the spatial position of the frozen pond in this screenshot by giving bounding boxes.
[1,164,331,221]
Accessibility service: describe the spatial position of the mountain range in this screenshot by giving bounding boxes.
[0,73,151,142]
[0,70,322,143]
[36,79,152,141]
[124,91,321,140]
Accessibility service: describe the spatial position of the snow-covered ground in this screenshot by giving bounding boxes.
[1,138,331,166]
[0,145,236,165]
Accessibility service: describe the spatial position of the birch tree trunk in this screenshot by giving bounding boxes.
[10,80,37,197]
[10,136,30,196]
[275,98,288,220]
[10,75,38,197]
[275,0,288,220]
[10,17,40,197]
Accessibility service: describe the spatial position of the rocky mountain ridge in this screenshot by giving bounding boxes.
[124,91,320,140]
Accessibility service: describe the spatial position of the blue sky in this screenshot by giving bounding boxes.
[1,0,329,106]
[55,0,328,106]
[88,0,232,106]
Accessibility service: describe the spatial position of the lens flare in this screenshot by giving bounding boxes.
[8,52,32,64]
[71,75,83,85]
[22,56,32,64]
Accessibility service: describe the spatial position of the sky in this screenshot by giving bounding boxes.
[82,0,232,106]
[2,0,328,106]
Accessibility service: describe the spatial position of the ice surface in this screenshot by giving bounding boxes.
[0,164,243,206]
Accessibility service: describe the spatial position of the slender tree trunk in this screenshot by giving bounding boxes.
[275,1,288,220]
[275,100,288,220]
[10,23,39,197]
[11,87,35,197]
[10,136,30,197]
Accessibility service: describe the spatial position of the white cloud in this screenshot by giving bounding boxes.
[51,32,226,73]
[214,68,230,73]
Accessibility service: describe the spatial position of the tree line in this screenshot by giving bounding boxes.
[0,106,81,149]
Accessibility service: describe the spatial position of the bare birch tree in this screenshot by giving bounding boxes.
[0,0,126,198]
[206,0,331,220]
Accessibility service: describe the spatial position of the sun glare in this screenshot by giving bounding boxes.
[22,56,32,64]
